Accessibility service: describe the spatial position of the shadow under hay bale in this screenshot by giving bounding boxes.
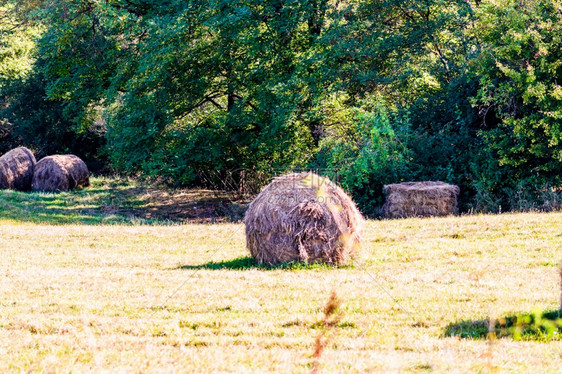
[0,147,36,191]
[382,181,460,219]
[32,155,90,192]
[244,172,364,266]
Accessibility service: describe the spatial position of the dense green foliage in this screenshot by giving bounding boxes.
[0,0,561,214]
[0,1,106,167]
[469,0,562,210]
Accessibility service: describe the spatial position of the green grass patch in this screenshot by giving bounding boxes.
[445,310,562,341]
[0,177,156,225]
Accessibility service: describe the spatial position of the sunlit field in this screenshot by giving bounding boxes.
[0,182,561,372]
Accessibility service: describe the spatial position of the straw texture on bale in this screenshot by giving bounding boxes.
[0,147,36,191]
[382,181,460,219]
[244,172,364,265]
[32,155,90,192]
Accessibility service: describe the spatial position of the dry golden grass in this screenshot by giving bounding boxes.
[0,212,561,372]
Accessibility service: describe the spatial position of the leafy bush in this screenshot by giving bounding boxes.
[470,0,562,201]
[312,95,411,216]
[1,73,106,170]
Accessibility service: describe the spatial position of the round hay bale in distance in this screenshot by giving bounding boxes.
[0,147,36,191]
[382,181,460,219]
[244,172,364,266]
[32,155,90,192]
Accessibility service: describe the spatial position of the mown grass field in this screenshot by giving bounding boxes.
[0,179,561,372]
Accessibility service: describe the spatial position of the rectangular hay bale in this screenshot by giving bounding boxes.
[382,181,460,219]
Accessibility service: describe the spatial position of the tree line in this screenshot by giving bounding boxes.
[1,0,561,215]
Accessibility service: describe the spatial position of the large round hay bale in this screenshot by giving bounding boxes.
[382,181,460,219]
[32,155,90,192]
[0,147,36,191]
[244,172,364,265]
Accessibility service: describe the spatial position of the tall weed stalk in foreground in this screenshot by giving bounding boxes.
[311,290,343,373]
